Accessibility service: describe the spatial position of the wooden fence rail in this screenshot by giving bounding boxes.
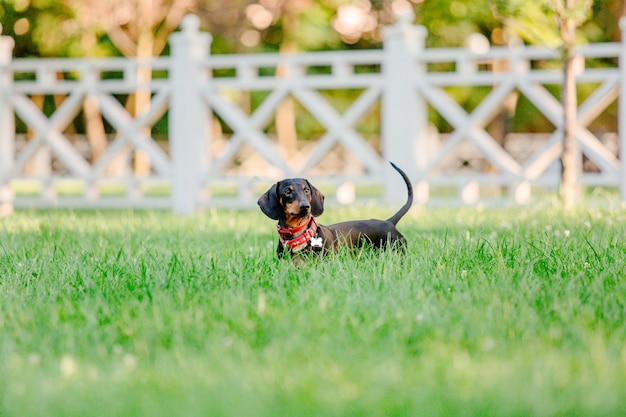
[1,13,625,214]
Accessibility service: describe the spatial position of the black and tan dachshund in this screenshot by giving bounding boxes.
[257,162,413,261]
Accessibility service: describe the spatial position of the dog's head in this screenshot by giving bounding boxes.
[258,178,324,226]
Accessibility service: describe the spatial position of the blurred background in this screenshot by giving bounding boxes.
[2,0,623,148]
[1,0,623,57]
[1,0,624,210]
[0,0,623,57]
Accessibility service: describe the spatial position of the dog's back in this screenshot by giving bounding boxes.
[324,219,406,248]
[318,163,413,250]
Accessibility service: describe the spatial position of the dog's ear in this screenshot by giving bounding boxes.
[307,180,325,217]
[257,183,283,220]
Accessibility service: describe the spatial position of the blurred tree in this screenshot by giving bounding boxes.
[0,0,89,175]
[66,0,195,173]
[1,0,620,182]
[414,0,499,47]
[568,0,624,43]
[235,0,416,157]
[0,0,196,172]
[195,0,253,53]
[493,0,593,209]
[237,0,341,157]
[0,0,103,57]
[68,0,194,58]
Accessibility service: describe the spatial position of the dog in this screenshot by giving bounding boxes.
[257,162,413,261]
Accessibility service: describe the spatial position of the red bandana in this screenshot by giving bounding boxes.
[276,216,319,252]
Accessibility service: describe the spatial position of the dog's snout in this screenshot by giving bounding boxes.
[299,202,310,211]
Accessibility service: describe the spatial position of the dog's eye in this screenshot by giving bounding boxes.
[304,187,310,194]
[284,189,292,196]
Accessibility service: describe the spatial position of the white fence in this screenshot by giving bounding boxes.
[1,14,625,214]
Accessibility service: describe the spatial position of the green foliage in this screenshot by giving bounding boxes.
[294,3,342,51]
[2,0,619,56]
[416,0,499,47]
[0,206,625,416]
[491,0,593,47]
[0,0,114,57]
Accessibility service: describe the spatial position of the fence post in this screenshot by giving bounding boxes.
[169,15,211,214]
[619,18,626,202]
[0,32,15,216]
[382,10,428,205]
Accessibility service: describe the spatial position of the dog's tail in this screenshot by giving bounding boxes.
[386,162,413,225]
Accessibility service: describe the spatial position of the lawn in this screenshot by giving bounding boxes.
[0,204,625,417]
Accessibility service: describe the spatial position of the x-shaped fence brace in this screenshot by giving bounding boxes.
[92,87,172,177]
[422,75,620,181]
[8,89,91,180]
[202,81,384,181]
[3,63,621,196]
[2,86,173,186]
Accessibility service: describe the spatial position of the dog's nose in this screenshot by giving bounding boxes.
[299,202,310,211]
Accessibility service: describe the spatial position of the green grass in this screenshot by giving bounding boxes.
[0,205,625,417]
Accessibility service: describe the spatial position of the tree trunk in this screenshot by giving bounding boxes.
[25,95,50,176]
[561,53,579,209]
[83,96,107,163]
[487,30,518,180]
[275,9,298,159]
[81,32,108,165]
[133,0,155,176]
[559,2,580,210]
